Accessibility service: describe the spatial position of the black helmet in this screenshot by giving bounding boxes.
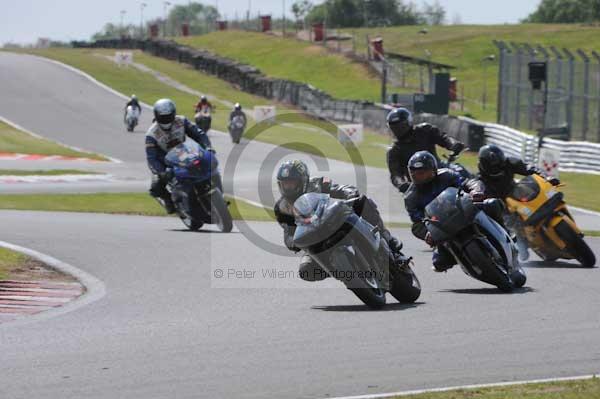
[200,95,208,103]
[153,99,176,130]
[387,107,413,140]
[234,103,242,111]
[277,160,310,202]
[478,145,506,178]
[408,151,437,185]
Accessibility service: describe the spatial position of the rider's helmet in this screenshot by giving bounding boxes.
[386,107,413,140]
[478,145,506,178]
[131,94,137,101]
[153,99,176,131]
[234,103,242,111]
[277,160,310,202]
[200,95,208,104]
[408,151,438,185]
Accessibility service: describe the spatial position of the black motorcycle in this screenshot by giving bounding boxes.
[228,114,246,144]
[425,187,526,292]
[160,141,232,233]
[293,193,421,309]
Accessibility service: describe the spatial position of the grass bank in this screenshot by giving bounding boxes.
[0,169,98,176]
[0,120,106,160]
[176,31,382,101]
[391,377,600,399]
[0,247,28,280]
[0,192,274,222]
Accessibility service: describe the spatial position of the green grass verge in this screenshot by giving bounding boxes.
[0,192,275,222]
[393,377,600,399]
[0,120,106,161]
[176,31,382,102]
[176,26,600,123]
[0,169,98,176]
[0,247,28,281]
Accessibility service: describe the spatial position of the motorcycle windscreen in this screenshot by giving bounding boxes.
[425,187,476,241]
[510,176,540,202]
[292,193,352,249]
[165,141,216,180]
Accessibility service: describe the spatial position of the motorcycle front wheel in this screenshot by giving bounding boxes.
[209,189,233,233]
[390,264,421,303]
[555,220,596,267]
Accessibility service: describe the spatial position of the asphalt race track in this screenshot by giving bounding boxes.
[0,51,599,399]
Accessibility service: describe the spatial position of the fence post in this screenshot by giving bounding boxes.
[563,48,576,139]
[524,43,537,130]
[366,34,371,60]
[577,49,590,141]
[381,60,388,103]
[493,40,505,124]
[511,43,523,129]
[550,46,565,130]
[592,50,600,143]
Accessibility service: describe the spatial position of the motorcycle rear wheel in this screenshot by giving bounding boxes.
[350,278,386,310]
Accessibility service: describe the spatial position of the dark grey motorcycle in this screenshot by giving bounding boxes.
[293,193,421,309]
[425,187,527,292]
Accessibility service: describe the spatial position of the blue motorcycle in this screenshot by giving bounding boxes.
[162,141,233,232]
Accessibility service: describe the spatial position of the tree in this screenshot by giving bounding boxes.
[524,0,600,23]
[422,0,446,25]
[306,0,424,27]
[292,0,314,22]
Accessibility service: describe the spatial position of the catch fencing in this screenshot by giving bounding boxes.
[496,41,600,143]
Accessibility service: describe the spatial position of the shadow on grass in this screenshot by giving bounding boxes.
[311,301,425,312]
[439,287,535,295]
[523,260,593,269]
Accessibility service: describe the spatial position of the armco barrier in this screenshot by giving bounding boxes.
[74,39,390,132]
[415,114,600,174]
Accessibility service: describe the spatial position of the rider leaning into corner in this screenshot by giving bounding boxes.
[124,94,142,120]
[386,108,465,194]
[146,98,214,214]
[404,151,506,272]
[274,160,405,282]
[467,144,561,260]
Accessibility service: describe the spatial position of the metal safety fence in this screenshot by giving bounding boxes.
[495,41,600,143]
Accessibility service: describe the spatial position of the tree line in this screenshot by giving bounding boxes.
[524,0,600,23]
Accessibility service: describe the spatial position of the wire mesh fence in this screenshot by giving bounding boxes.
[496,41,600,142]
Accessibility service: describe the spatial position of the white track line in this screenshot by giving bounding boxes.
[0,241,106,327]
[326,374,599,399]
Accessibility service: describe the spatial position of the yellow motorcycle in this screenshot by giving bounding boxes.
[505,174,596,267]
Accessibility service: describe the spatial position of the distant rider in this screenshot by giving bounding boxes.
[386,108,465,193]
[274,160,404,282]
[194,95,214,114]
[229,103,247,126]
[124,94,142,121]
[146,98,213,213]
